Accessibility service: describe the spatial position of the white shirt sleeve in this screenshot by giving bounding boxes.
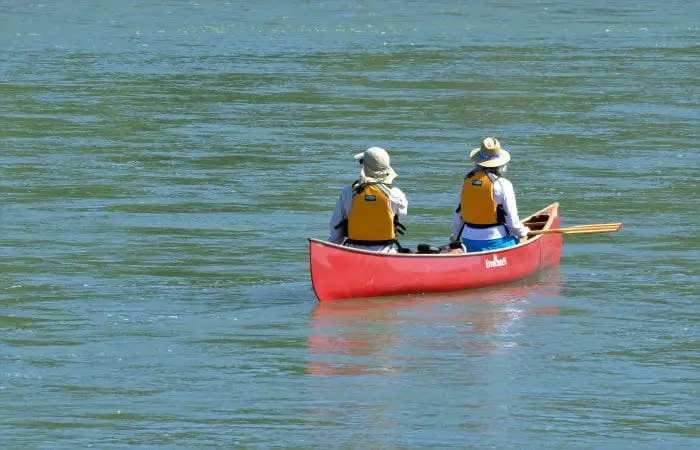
[389,186,408,217]
[497,178,530,238]
[328,186,352,244]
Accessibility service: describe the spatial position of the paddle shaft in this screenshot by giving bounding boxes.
[529,229,616,235]
[563,223,622,230]
[529,223,622,236]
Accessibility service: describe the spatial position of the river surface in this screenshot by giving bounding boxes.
[1,1,698,448]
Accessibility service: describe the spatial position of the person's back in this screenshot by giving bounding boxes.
[329,147,408,253]
[451,137,529,252]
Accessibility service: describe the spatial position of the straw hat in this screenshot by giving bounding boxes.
[470,137,511,168]
[354,147,398,184]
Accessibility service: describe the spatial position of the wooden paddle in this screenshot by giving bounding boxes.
[528,222,623,236]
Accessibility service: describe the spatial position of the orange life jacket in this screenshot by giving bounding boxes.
[459,170,506,229]
[335,182,405,245]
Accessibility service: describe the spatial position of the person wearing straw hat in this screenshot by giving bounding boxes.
[450,137,530,252]
[329,147,408,253]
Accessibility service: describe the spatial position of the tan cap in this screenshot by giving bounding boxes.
[354,146,398,184]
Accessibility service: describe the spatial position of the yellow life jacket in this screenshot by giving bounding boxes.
[345,183,399,245]
[459,170,506,229]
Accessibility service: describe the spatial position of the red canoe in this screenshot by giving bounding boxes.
[308,203,562,302]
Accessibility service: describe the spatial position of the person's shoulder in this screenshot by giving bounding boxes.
[496,177,513,188]
[389,185,406,196]
[336,184,355,199]
[495,177,518,197]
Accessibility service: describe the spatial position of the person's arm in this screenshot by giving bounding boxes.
[328,188,349,244]
[450,186,465,240]
[499,179,530,238]
[390,187,408,217]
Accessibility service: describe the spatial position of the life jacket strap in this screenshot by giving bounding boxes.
[464,221,502,229]
[352,181,393,196]
[334,218,348,237]
[394,215,406,235]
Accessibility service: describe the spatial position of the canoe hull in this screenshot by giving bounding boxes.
[309,203,562,302]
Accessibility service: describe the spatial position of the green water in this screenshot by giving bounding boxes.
[1,1,698,448]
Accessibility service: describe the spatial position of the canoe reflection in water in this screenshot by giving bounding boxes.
[306,270,563,376]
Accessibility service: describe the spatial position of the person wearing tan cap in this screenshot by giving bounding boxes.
[329,147,408,253]
[450,137,530,252]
